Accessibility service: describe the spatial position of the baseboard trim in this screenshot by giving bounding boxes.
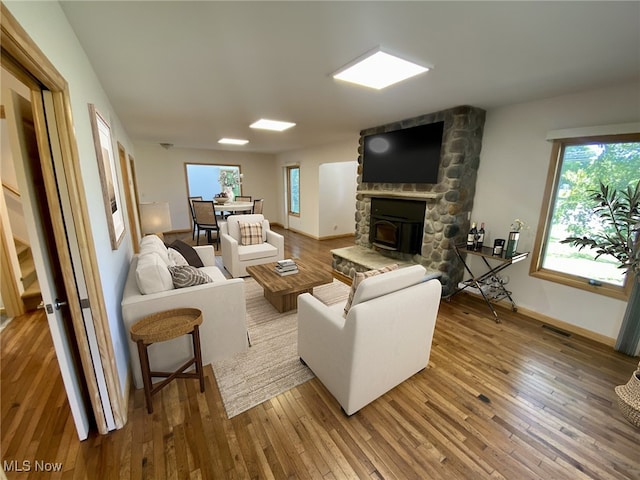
[455,292,615,347]
[284,226,355,241]
[516,305,616,347]
[321,233,356,241]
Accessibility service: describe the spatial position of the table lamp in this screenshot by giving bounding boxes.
[140,202,172,240]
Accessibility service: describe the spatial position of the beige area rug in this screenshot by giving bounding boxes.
[212,277,350,418]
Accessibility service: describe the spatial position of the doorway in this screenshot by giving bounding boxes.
[1,4,126,438]
[1,67,95,439]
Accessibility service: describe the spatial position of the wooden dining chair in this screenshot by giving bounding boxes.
[252,198,264,214]
[234,195,252,214]
[188,196,203,240]
[192,200,220,247]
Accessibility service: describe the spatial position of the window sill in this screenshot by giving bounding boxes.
[529,268,630,301]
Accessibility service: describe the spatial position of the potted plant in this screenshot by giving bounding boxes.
[561,180,639,427]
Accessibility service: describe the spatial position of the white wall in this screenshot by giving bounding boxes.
[132,143,277,231]
[277,140,358,238]
[471,80,640,343]
[5,1,136,396]
[319,161,358,237]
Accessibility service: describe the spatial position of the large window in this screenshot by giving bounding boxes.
[185,163,242,200]
[287,166,300,216]
[530,133,640,300]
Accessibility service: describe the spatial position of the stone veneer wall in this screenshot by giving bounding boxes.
[354,105,486,296]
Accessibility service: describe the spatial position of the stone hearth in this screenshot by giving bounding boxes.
[334,105,486,296]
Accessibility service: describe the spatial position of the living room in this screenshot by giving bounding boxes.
[1,1,639,477]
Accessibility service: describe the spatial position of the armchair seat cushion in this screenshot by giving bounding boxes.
[238,243,279,262]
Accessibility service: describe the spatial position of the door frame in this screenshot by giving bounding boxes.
[1,4,125,433]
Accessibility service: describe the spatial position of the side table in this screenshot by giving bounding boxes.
[451,244,529,323]
[130,308,205,413]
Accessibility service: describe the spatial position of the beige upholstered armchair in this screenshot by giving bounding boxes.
[298,265,442,415]
[220,214,284,277]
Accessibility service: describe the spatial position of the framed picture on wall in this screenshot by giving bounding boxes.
[88,103,125,250]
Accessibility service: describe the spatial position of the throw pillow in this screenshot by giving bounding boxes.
[167,247,189,266]
[168,265,212,288]
[343,264,398,317]
[239,222,264,246]
[169,239,204,268]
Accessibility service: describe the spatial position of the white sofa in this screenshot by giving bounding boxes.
[220,214,284,277]
[121,235,248,389]
[298,264,442,415]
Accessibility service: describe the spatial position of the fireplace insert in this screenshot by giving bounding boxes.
[369,198,425,254]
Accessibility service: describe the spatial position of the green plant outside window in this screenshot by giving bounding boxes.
[287,166,300,215]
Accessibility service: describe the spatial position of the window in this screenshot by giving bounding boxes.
[530,133,640,300]
[287,166,300,216]
[185,163,242,199]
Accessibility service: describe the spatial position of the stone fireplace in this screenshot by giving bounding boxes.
[333,105,486,296]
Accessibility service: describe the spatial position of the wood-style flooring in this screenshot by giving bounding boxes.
[2,227,639,479]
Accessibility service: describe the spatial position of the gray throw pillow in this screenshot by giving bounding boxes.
[168,265,211,288]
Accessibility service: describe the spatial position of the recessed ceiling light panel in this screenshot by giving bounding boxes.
[218,138,249,145]
[333,49,429,90]
[250,119,296,131]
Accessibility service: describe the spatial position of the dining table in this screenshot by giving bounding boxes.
[213,201,253,215]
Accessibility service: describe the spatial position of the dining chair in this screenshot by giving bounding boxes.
[188,196,203,240]
[192,200,220,247]
[252,198,264,214]
[234,195,253,214]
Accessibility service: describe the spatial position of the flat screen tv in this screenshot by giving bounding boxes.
[362,121,444,184]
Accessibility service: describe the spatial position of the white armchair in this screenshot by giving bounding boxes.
[298,265,442,415]
[220,214,284,277]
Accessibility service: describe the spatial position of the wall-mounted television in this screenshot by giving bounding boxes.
[362,121,444,184]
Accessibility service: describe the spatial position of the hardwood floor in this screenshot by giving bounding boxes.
[2,227,639,479]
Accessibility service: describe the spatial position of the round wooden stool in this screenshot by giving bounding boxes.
[130,308,205,414]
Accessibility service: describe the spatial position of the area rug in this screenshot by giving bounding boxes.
[211,277,350,418]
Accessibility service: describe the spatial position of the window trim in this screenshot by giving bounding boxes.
[529,133,638,301]
[286,165,300,217]
[184,163,243,199]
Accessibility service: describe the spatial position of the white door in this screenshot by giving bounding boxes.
[3,88,90,440]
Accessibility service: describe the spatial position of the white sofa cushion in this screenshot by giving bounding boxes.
[200,265,227,282]
[167,248,188,266]
[135,252,174,294]
[139,234,171,265]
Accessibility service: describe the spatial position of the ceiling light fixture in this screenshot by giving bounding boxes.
[218,138,249,145]
[250,119,296,132]
[333,48,429,90]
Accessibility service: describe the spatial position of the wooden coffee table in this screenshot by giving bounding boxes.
[246,261,333,313]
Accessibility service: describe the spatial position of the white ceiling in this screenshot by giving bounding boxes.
[60,1,640,154]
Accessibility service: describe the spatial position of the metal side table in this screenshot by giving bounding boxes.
[451,244,529,323]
